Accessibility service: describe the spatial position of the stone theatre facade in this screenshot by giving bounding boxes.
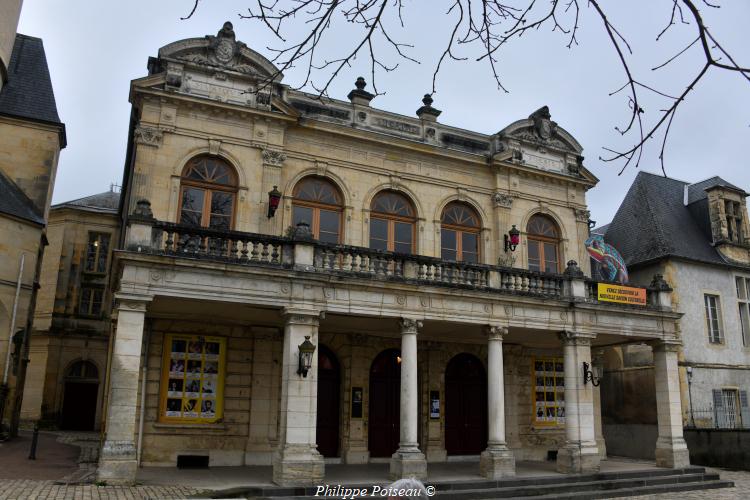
[98,22,688,485]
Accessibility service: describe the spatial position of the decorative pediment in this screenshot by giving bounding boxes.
[496,106,583,155]
[156,22,281,81]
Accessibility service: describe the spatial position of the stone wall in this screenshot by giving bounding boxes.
[685,429,750,470]
[135,316,573,466]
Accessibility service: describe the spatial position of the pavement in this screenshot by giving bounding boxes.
[0,434,748,499]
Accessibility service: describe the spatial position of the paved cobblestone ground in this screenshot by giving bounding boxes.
[0,481,201,500]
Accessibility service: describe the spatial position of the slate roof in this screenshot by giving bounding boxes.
[0,169,44,225]
[53,190,120,213]
[0,34,65,145]
[603,171,738,268]
[686,176,747,204]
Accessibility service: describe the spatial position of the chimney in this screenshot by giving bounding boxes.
[684,185,689,206]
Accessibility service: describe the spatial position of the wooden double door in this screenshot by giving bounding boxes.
[368,348,402,457]
[445,353,487,455]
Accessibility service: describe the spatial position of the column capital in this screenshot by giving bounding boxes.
[486,325,509,341]
[114,293,153,312]
[650,339,682,353]
[281,307,323,326]
[558,330,595,346]
[399,318,423,335]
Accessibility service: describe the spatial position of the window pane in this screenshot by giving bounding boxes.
[79,288,92,314]
[528,240,541,272]
[370,218,388,250]
[370,218,387,240]
[371,191,414,217]
[210,191,234,217]
[292,205,313,228]
[739,303,749,347]
[209,215,231,231]
[462,232,478,256]
[462,251,478,264]
[92,289,103,316]
[543,243,558,273]
[394,222,413,246]
[319,210,340,234]
[96,234,110,273]
[319,230,339,244]
[441,229,457,261]
[394,242,412,254]
[85,235,97,272]
[182,187,205,212]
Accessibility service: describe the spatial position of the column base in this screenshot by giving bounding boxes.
[96,440,138,485]
[390,447,427,480]
[272,445,325,486]
[556,442,600,474]
[596,437,607,459]
[480,445,516,479]
[655,437,690,468]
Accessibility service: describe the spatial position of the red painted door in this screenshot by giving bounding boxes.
[369,349,401,457]
[445,353,487,455]
[316,346,340,457]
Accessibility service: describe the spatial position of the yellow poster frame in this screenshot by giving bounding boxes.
[159,333,226,424]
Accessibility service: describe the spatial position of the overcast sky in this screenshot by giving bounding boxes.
[17,1,750,225]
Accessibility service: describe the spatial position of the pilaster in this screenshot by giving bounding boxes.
[273,308,325,486]
[97,294,152,485]
[556,331,600,474]
[652,340,690,468]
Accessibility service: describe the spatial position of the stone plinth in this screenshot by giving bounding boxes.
[273,444,325,486]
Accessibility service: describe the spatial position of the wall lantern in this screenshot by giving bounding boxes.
[582,361,600,386]
[267,186,282,218]
[297,335,316,377]
[504,225,521,252]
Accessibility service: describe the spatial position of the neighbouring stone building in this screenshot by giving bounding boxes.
[597,171,750,458]
[20,188,120,430]
[97,22,688,485]
[0,0,65,436]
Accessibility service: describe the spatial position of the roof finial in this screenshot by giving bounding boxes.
[347,76,374,106]
[416,93,441,122]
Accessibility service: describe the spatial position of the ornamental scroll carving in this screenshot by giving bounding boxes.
[134,126,163,147]
[262,149,286,167]
[493,193,514,208]
[574,208,591,223]
[400,318,423,334]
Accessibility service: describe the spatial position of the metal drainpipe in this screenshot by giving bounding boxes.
[136,319,152,467]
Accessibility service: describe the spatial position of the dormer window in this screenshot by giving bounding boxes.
[725,200,743,244]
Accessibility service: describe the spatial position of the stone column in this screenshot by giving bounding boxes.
[480,326,515,478]
[556,331,600,474]
[273,308,325,486]
[652,340,690,468]
[390,318,427,480]
[591,349,607,459]
[97,294,152,485]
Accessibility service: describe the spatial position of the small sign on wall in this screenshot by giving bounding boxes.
[430,390,440,419]
[351,387,363,419]
[597,283,646,305]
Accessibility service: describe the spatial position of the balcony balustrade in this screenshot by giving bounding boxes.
[123,219,666,309]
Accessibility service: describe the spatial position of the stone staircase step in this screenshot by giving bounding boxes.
[523,479,735,499]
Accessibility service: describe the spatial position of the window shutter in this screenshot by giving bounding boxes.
[740,390,750,429]
[713,389,723,428]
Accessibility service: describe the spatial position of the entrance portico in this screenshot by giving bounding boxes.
[96,225,689,485]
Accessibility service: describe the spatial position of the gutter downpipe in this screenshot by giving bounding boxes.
[136,318,152,466]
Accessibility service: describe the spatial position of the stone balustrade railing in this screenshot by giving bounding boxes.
[123,215,665,308]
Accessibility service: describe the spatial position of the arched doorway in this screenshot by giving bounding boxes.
[316,345,341,457]
[61,360,99,430]
[368,348,401,457]
[445,353,487,455]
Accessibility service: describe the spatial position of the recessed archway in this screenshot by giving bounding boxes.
[445,352,487,455]
[61,360,99,431]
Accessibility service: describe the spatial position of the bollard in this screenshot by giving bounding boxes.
[28,422,39,460]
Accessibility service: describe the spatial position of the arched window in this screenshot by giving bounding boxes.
[369,191,416,253]
[66,360,99,380]
[441,202,481,263]
[179,155,238,230]
[292,177,343,243]
[527,214,560,273]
